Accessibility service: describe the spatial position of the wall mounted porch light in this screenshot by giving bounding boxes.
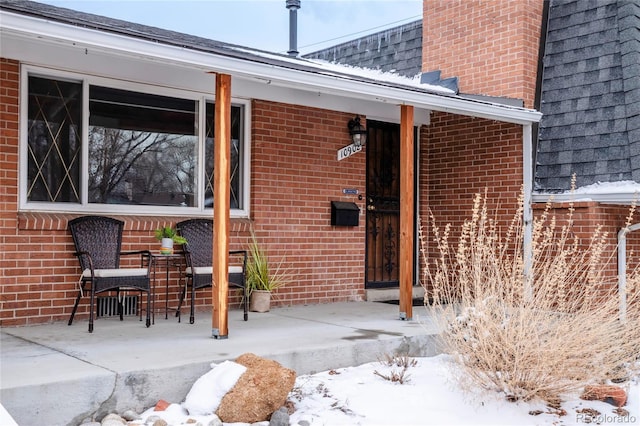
[348,115,367,147]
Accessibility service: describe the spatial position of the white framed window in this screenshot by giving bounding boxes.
[20,66,250,217]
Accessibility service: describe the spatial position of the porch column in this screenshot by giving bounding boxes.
[399,105,414,320]
[212,73,231,338]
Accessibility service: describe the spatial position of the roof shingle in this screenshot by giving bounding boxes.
[303,20,423,78]
[535,0,640,191]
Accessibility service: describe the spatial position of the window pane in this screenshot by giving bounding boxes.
[27,76,82,202]
[205,103,243,209]
[88,86,197,206]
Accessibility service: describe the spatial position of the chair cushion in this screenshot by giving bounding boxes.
[186,266,243,275]
[82,268,148,278]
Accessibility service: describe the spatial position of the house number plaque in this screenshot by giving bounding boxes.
[337,143,362,161]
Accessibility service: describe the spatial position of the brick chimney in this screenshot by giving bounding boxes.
[422,0,545,108]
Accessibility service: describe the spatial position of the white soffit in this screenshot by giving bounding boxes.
[0,10,542,125]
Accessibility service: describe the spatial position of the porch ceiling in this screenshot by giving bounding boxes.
[0,4,542,126]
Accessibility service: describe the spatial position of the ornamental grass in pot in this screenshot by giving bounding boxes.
[246,232,288,312]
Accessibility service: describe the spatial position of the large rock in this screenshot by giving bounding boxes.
[580,384,627,407]
[216,353,296,423]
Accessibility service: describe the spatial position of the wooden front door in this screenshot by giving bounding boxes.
[365,120,401,288]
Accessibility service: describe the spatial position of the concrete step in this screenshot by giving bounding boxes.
[0,301,441,425]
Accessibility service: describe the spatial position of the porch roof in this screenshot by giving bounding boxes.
[0,0,541,125]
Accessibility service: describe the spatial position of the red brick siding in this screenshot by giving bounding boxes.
[532,202,640,299]
[250,100,366,307]
[422,0,544,109]
[1,59,21,323]
[2,212,253,325]
[418,112,640,300]
[418,112,524,292]
[420,111,523,228]
[0,60,366,326]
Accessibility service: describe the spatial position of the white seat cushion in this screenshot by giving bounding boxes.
[186,266,243,275]
[82,268,148,278]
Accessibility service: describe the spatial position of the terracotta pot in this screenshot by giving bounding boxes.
[250,290,271,312]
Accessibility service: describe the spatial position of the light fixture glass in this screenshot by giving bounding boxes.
[348,115,367,147]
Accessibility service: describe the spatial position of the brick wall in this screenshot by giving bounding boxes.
[418,111,524,292]
[4,213,252,326]
[251,100,366,307]
[419,0,640,310]
[0,60,366,326]
[532,202,640,298]
[420,111,524,234]
[416,107,640,299]
[422,0,544,108]
[4,55,636,326]
[1,59,21,324]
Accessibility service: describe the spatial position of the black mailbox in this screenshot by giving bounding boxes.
[331,201,360,226]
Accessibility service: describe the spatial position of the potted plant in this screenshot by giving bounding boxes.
[154,226,187,255]
[246,231,288,312]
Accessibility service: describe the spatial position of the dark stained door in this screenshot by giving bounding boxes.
[365,120,401,288]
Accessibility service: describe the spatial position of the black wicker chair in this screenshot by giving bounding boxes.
[68,215,152,333]
[176,218,248,324]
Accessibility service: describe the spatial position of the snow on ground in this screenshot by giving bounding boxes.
[134,354,639,426]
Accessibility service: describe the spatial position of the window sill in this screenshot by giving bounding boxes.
[17,212,252,232]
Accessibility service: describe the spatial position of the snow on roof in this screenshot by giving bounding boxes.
[310,58,456,94]
[538,180,640,203]
[231,47,455,95]
[568,181,640,195]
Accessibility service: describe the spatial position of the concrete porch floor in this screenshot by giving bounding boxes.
[0,301,440,426]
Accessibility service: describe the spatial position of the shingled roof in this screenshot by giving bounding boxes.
[303,0,639,195]
[535,0,640,192]
[2,0,543,126]
[0,0,476,100]
[303,20,423,78]
[0,1,436,92]
[304,20,463,94]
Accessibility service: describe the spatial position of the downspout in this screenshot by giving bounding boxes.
[524,0,550,300]
[617,223,640,321]
[523,124,533,300]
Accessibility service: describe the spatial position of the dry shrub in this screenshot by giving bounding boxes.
[422,189,640,403]
[377,353,418,369]
[373,353,417,384]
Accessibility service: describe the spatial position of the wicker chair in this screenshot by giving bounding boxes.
[68,215,152,333]
[176,219,248,324]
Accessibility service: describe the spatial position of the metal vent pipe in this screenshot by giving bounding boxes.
[286,0,301,57]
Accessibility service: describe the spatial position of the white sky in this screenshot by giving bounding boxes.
[35,0,423,55]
